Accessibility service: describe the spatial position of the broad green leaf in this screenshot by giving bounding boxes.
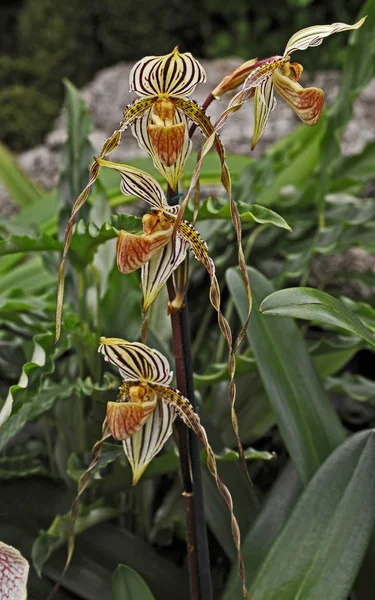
[227,267,345,483]
[32,502,120,577]
[260,287,375,348]
[0,143,43,206]
[185,197,291,230]
[326,374,375,407]
[224,462,301,599]
[0,232,62,256]
[0,256,55,296]
[249,430,375,600]
[112,565,155,600]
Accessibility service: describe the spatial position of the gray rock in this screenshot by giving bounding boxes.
[1,58,375,206]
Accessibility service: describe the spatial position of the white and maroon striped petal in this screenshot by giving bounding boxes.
[251,77,276,150]
[0,542,29,600]
[98,338,173,384]
[141,233,189,310]
[284,18,366,56]
[130,47,206,98]
[96,158,168,211]
[131,109,192,191]
[123,398,176,484]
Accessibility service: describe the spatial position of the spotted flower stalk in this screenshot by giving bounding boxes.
[64,338,250,599]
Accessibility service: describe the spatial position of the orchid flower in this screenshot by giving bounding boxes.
[55,47,230,342]
[212,18,366,149]
[0,541,29,600]
[98,337,249,598]
[64,338,249,598]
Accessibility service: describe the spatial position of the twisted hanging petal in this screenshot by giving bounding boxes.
[0,542,29,600]
[251,77,277,150]
[123,398,176,485]
[284,18,366,55]
[96,158,168,211]
[273,69,324,125]
[141,234,190,311]
[117,227,173,274]
[132,109,192,191]
[55,96,156,342]
[130,47,206,97]
[51,420,111,598]
[98,338,173,384]
[150,382,250,600]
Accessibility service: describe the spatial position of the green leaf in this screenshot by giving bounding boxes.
[185,197,291,230]
[249,430,375,600]
[0,256,55,296]
[0,143,43,206]
[224,462,301,599]
[260,287,375,348]
[69,214,141,270]
[32,502,120,577]
[112,565,156,600]
[0,232,62,256]
[0,455,48,479]
[227,267,345,484]
[194,354,256,389]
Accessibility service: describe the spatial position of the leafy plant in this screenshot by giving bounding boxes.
[0,6,374,600]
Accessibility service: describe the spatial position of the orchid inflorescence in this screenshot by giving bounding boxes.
[54,17,365,599]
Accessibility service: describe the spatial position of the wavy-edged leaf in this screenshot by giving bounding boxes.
[227,267,345,483]
[112,564,156,600]
[249,430,375,600]
[260,287,375,347]
[0,232,62,256]
[69,214,142,270]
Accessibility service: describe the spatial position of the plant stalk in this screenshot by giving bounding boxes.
[167,188,213,600]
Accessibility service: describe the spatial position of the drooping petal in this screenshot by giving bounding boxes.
[96,158,168,211]
[132,109,192,191]
[123,398,176,485]
[98,338,173,384]
[107,395,157,441]
[251,77,276,150]
[284,17,366,56]
[0,542,29,600]
[130,47,206,97]
[173,96,231,193]
[141,233,190,311]
[55,97,156,342]
[150,382,249,600]
[117,228,173,274]
[273,68,324,125]
[212,58,259,98]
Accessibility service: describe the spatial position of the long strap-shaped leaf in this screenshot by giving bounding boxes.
[47,421,111,600]
[55,97,155,342]
[151,383,250,600]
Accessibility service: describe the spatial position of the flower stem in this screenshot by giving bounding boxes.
[167,185,213,600]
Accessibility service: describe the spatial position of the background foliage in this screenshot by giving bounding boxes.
[1,1,375,598]
[0,0,362,151]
